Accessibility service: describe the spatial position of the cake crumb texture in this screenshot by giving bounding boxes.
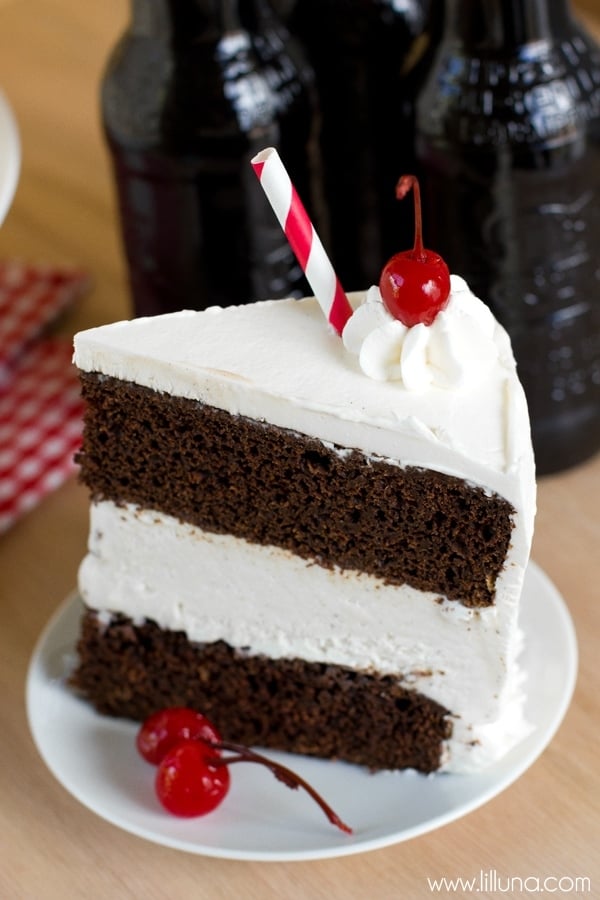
[71,609,453,773]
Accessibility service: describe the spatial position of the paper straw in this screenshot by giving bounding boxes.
[251,147,353,336]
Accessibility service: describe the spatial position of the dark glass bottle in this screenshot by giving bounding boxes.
[415,0,600,474]
[101,0,321,317]
[290,0,440,290]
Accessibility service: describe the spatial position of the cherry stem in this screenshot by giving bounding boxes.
[395,174,426,262]
[202,739,353,835]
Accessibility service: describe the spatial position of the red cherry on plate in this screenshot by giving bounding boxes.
[136,707,223,765]
[379,175,450,327]
[135,705,353,831]
[155,739,231,818]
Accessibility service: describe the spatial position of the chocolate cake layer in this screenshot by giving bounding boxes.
[78,373,515,607]
[71,608,452,773]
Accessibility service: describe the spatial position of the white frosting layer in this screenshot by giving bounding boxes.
[342,276,508,390]
[80,500,531,773]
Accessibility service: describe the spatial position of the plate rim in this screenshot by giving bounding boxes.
[0,90,20,227]
[25,560,578,862]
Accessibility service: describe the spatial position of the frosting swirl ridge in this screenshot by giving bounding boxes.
[342,275,509,391]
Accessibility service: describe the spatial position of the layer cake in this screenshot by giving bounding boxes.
[71,275,536,773]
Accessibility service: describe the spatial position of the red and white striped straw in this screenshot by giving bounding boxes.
[251,147,353,336]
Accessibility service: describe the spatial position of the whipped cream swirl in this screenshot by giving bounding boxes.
[342,275,509,391]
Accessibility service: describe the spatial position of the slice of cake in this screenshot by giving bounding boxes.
[71,274,536,774]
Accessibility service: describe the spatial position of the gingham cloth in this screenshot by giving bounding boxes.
[0,263,89,534]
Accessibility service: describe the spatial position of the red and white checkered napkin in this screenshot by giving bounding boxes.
[0,261,89,383]
[0,262,90,534]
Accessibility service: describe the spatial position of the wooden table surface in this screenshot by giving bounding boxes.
[0,2,598,897]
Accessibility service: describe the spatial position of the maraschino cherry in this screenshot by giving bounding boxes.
[136,706,223,765]
[137,706,352,833]
[155,739,231,818]
[379,175,450,327]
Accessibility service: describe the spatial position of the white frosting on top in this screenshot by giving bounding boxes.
[342,275,511,390]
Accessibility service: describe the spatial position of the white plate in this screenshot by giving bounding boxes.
[26,561,577,861]
[0,90,20,226]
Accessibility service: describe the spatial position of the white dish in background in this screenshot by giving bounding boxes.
[26,561,577,861]
[0,90,20,226]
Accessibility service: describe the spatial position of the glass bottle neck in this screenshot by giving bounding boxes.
[444,0,576,50]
